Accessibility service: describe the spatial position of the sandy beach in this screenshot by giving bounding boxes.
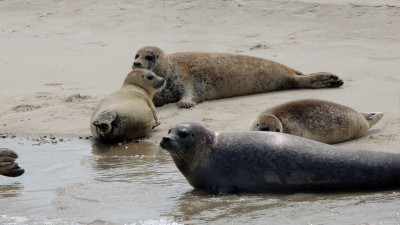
[1,1,400,224]
[1,0,399,152]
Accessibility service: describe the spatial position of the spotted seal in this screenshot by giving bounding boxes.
[249,99,383,144]
[132,46,343,108]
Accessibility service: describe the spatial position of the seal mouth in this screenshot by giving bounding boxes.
[160,137,191,163]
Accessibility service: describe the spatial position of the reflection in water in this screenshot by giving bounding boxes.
[0,137,399,224]
[0,183,24,198]
[167,190,400,224]
[87,141,166,183]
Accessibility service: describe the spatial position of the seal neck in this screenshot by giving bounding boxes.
[121,85,153,99]
[153,56,171,78]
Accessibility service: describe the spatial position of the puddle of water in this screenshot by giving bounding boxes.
[0,137,399,225]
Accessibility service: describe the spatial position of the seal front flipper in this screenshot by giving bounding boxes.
[177,85,197,108]
[92,111,117,134]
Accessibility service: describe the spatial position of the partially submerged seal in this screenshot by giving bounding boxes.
[249,99,384,144]
[160,122,400,194]
[132,46,343,108]
[91,69,166,142]
[0,148,25,177]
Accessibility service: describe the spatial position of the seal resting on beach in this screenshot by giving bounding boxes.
[248,99,384,144]
[160,122,400,194]
[91,69,166,142]
[0,148,25,177]
[132,46,344,108]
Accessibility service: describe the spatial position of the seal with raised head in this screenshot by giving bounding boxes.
[160,122,400,194]
[132,46,344,108]
[0,148,25,177]
[248,99,384,144]
[91,69,166,142]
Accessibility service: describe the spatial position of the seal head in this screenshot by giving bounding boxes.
[249,112,283,132]
[132,46,170,78]
[160,122,214,174]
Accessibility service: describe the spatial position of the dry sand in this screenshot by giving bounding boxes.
[0,0,399,153]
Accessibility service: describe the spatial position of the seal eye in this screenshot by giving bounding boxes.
[145,55,155,61]
[146,74,154,81]
[134,54,139,59]
[178,130,189,139]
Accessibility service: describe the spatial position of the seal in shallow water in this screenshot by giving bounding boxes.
[132,46,343,108]
[248,99,384,144]
[160,122,400,194]
[91,69,166,142]
[0,148,25,177]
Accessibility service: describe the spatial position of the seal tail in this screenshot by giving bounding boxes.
[362,112,384,128]
[93,111,117,134]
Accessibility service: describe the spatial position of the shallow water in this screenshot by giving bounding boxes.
[0,137,399,225]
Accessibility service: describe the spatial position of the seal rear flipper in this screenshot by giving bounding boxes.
[3,165,25,177]
[363,112,384,128]
[297,72,344,88]
[93,111,117,134]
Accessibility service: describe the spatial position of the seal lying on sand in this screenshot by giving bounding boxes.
[132,46,343,108]
[91,69,166,142]
[160,122,400,194]
[248,99,383,144]
[0,148,25,177]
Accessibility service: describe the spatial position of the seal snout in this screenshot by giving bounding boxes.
[155,79,166,89]
[259,124,270,131]
[133,61,142,68]
[160,136,172,150]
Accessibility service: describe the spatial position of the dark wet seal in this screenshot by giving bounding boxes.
[161,122,400,195]
[0,148,25,177]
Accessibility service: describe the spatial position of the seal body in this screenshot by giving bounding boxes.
[160,122,400,194]
[90,69,166,142]
[132,46,343,108]
[249,99,384,144]
[0,148,24,177]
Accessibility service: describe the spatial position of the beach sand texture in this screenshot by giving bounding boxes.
[0,0,399,153]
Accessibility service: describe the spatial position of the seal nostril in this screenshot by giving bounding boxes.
[162,137,170,143]
[134,62,142,67]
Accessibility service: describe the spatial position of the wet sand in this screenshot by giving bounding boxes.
[0,0,400,224]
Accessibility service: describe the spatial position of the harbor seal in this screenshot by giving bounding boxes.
[91,69,166,142]
[0,148,25,177]
[132,46,344,108]
[160,122,400,194]
[248,99,384,144]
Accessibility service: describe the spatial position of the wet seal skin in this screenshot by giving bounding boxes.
[0,148,25,177]
[160,122,400,194]
[249,99,384,144]
[132,46,343,108]
[90,69,166,143]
